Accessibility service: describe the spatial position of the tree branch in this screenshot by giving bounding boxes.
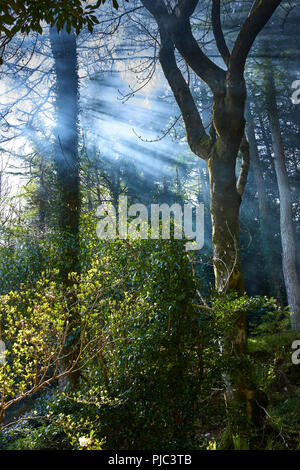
[177,0,198,18]
[248,0,262,17]
[211,0,230,67]
[169,16,226,94]
[159,27,211,160]
[140,0,226,94]
[139,0,168,19]
[228,0,283,85]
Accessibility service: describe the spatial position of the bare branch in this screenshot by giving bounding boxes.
[177,0,199,18]
[159,27,211,160]
[228,0,283,85]
[211,0,230,67]
[140,0,226,94]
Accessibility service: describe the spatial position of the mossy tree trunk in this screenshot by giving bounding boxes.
[208,139,244,294]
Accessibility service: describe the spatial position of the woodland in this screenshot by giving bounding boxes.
[0,0,299,451]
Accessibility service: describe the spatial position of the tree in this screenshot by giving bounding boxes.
[246,102,282,300]
[136,0,283,429]
[265,64,300,330]
[0,0,130,387]
[139,0,282,293]
[50,26,80,283]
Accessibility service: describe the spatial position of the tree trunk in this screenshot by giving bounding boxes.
[266,69,300,330]
[209,138,267,432]
[246,104,282,300]
[208,141,244,293]
[50,26,81,385]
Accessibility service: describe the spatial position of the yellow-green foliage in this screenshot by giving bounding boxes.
[0,276,69,413]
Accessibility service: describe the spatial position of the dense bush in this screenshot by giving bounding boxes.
[0,220,299,450]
